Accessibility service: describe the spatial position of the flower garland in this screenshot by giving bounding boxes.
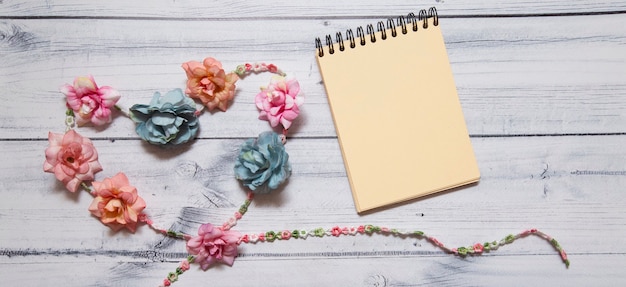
[43,57,569,286]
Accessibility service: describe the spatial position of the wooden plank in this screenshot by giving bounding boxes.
[1,15,625,139]
[2,1,625,286]
[4,135,626,209]
[1,200,624,253]
[1,0,625,18]
[2,136,624,252]
[2,254,621,287]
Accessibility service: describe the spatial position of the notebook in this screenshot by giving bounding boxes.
[315,7,480,212]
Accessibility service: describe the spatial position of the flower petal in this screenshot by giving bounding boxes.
[98,86,121,107]
[150,113,176,126]
[131,89,199,146]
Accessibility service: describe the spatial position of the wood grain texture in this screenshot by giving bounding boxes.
[1,136,625,285]
[1,14,625,138]
[4,255,620,287]
[1,0,626,17]
[1,1,625,286]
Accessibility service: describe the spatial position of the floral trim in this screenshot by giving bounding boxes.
[238,225,570,267]
[160,256,194,287]
[222,192,254,231]
[44,57,568,287]
[234,62,286,78]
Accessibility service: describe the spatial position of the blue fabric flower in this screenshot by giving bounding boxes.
[234,131,291,193]
[129,89,199,146]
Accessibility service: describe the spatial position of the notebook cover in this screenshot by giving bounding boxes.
[316,17,480,212]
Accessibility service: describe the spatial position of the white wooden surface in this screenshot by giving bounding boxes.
[1,1,625,286]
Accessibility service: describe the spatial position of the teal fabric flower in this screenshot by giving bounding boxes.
[234,131,291,193]
[129,89,199,146]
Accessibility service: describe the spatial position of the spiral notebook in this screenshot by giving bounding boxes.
[315,7,480,212]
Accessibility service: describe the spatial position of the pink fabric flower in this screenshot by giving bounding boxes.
[241,234,250,243]
[43,130,103,192]
[331,226,342,237]
[182,57,239,111]
[179,259,190,271]
[61,75,120,126]
[473,243,484,253]
[281,230,291,240]
[88,172,146,232]
[255,76,304,129]
[186,223,241,270]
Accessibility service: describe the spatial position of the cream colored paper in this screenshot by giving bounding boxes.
[316,17,480,212]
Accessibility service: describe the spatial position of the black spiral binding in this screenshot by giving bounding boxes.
[315,7,438,57]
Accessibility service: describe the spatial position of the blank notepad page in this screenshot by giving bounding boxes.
[315,9,480,212]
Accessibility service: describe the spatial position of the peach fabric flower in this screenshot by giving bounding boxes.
[43,130,103,192]
[186,223,241,270]
[182,57,238,111]
[61,75,121,126]
[88,172,146,232]
[255,76,303,129]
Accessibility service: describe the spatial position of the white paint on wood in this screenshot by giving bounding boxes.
[1,0,625,17]
[1,15,625,138]
[1,1,625,286]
